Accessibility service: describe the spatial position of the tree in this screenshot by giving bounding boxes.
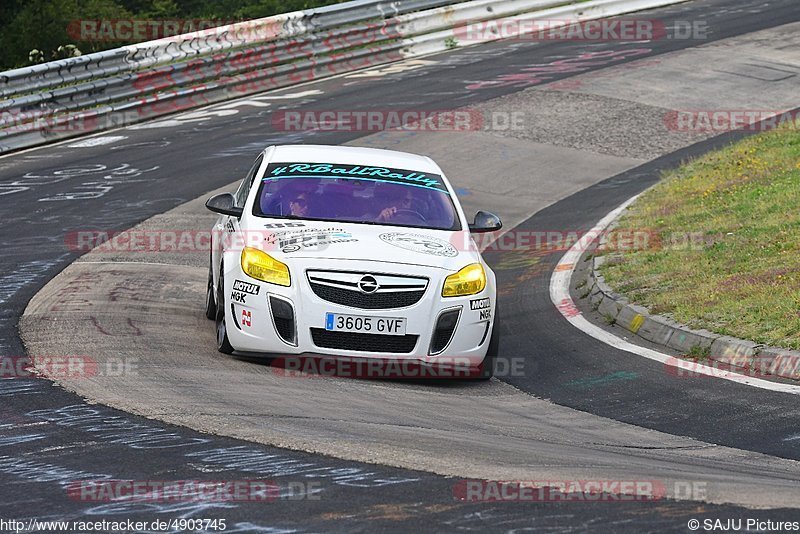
[0,0,351,71]
[0,0,132,70]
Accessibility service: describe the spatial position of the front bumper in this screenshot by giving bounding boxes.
[222,256,496,368]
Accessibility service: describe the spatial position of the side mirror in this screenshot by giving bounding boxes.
[205,193,243,217]
[469,210,502,233]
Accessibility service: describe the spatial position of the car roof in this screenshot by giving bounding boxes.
[267,144,442,175]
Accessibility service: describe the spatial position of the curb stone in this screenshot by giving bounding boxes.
[760,347,800,381]
[588,284,605,308]
[580,235,798,382]
[710,336,761,369]
[637,314,680,347]
[597,294,625,323]
[615,303,651,335]
[665,327,718,355]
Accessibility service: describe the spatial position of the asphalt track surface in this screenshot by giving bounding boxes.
[2,0,800,531]
[502,130,800,460]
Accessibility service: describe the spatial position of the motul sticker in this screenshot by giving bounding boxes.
[233,279,260,295]
[470,298,491,310]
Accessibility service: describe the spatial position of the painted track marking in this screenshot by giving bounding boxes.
[549,194,800,395]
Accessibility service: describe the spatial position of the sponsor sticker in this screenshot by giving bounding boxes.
[263,222,306,229]
[470,298,491,310]
[233,279,260,295]
[265,227,356,253]
[379,232,458,257]
[263,162,450,193]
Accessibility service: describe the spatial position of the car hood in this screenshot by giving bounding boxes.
[256,219,479,271]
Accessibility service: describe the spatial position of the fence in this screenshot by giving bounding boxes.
[0,0,686,153]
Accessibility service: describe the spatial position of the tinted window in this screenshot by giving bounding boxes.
[252,162,460,231]
[235,154,264,207]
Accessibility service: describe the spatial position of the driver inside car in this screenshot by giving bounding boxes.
[376,188,416,222]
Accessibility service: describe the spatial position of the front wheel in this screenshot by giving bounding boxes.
[204,267,216,320]
[215,262,234,355]
[475,318,499,381]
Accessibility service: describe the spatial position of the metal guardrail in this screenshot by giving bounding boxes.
[0,0,459,101]
[0,0,687,154]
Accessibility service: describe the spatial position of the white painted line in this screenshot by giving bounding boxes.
[549,194,800,395]
[250,90,324,99]
[67,136,128,148]
[210,100,272,110]
[345,60,436,78]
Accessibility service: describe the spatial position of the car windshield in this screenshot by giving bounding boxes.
[252,162,461,231]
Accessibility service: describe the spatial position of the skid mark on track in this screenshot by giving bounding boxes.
[90,316,142,337]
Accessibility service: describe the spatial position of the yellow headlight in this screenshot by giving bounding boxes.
[442,263,486,297]
[241,247,291,286]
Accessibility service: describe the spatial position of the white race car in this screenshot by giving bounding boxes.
[205,145,501,379]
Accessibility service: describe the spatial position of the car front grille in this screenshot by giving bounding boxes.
[310,283,425,309]
[307,270,428,310]
[310,328,418,354]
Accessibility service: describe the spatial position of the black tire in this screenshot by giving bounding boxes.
[215,262,235,355]
[204,266,216,320]
[475,318,500,381]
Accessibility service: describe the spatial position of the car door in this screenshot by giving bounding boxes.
[212,153,264,289]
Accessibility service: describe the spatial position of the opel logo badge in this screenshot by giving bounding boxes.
[358,275,379,294]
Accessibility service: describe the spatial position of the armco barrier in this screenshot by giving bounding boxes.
[0,0,688,154]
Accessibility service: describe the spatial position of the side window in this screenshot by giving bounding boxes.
[235,154,264,207]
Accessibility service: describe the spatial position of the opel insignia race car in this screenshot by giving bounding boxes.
[204,145,502,379]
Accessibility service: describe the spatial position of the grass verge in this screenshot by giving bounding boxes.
[599,124,800,350]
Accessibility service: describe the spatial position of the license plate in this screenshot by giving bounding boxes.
[325,313,406,335]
